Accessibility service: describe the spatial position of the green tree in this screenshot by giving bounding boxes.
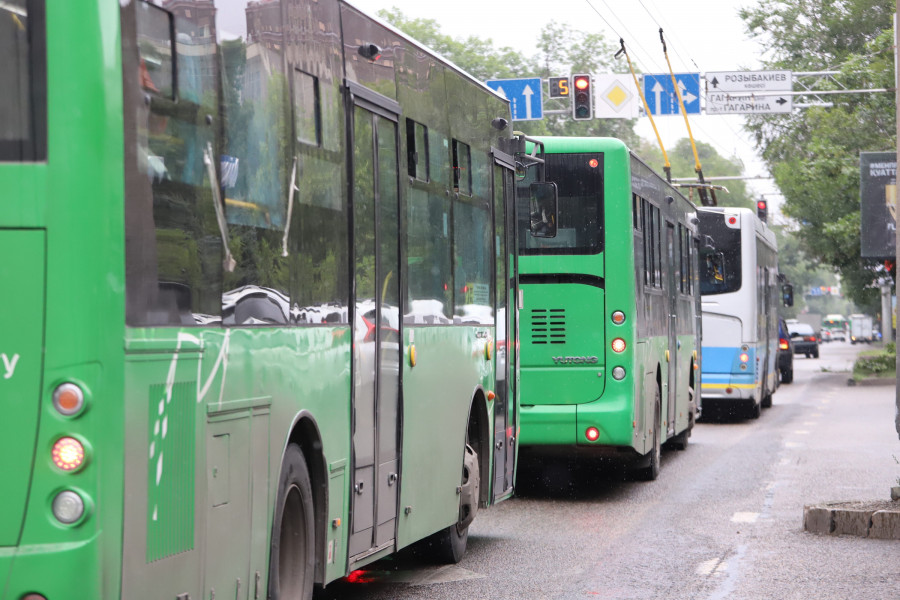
[636,138,754,209]
[740,0,895,309]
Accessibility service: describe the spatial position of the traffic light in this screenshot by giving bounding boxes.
[572,74,592,120]
[757,199,768,222]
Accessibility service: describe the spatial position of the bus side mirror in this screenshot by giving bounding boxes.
[782,283,794,307]
[529,181,558,239]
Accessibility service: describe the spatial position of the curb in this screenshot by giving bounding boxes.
[804,501,900,539]
[846,377,896,387]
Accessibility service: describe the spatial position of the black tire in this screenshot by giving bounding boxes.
[269,444,315,600]
[669,427,689,451]
[813,348,819,358]
[637,392,661,481]
[805,353,811,358]
[781,368,793,384]
[747,398,761,419]
[432,443,479,563]
[761,393,772,409]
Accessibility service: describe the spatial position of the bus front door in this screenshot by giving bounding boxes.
[348,93,402,559]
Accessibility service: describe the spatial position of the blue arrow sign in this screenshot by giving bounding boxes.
[485,77,543,121]
[642,73,701,116]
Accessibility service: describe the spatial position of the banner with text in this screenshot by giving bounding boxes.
[860,151,897,259]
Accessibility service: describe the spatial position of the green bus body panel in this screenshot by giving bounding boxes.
[520,282,606,405]
[0,231,45,546]
[1,0,127,597]
[398,325,494,549]
[518,405,576,444]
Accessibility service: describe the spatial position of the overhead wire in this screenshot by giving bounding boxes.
[584,0,769,183]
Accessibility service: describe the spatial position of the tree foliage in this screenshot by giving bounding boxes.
[636,138,754,209]
[740,0,895,311]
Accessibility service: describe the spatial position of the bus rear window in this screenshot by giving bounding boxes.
[517,152,603,255]
[0,0,46,161]
[699,212,742,295]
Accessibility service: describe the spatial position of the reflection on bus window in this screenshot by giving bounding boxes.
[516,153,603,255]
[698,213,742,295]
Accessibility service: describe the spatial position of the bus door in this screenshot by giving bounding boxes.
[347,83,402,558]
[491,152,518,499]
[665,223,677,435]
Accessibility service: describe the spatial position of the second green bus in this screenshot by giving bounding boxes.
[517,137,702,479]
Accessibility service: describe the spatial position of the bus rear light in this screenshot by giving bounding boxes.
[51,437,85,472]
[585,427,600,441]
[589,158,599,168]
[611,338,626,353]
[53,382,85,416]
[739,353,749,363]
[612,366,626,380]
[611,311,626,325]
[52,490,85,524]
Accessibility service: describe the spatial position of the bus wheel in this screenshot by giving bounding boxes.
[761,393,773,409]
[747,399,762,420]
[637,394,661,481]
[269,444,314,600]
[434,443,480,563]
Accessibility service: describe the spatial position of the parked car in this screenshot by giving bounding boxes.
[777,318,794,383]
[787,322,819,358]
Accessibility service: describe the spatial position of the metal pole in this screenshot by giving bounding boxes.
[893,7,899,439]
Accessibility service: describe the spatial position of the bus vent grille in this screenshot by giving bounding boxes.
[531,309,566,344]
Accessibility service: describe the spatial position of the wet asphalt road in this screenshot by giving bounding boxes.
[320,341,900,600]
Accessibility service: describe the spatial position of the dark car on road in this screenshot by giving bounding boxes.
[788,322,819,358]
[777,318,794,383]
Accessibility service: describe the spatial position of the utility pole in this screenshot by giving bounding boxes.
[894,6,899,439]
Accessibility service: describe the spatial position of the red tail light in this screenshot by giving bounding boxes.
[779,338,789,350]
[805,336,815,342]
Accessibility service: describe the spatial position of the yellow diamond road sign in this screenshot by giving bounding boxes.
[603,83,631,111]
[593,75,639,119]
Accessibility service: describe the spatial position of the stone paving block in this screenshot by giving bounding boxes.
[832,509,871,537]
[869,510,900,540]
[803,506,834,534]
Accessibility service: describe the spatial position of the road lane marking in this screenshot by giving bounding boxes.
[731,512,759,523]
[696,558,728,576]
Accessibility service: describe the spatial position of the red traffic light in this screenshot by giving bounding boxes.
[757,200,767,210]
[574,76,590,90]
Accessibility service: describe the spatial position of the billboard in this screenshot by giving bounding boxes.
[859,151,897,259]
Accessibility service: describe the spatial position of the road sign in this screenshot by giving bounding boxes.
[705,70,792,93]
[706,92,792,114]
[485,77,543,121]
[594,75,639,119]
[549,77,569,98]
[642,73,700,116]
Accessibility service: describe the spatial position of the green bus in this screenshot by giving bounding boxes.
[517,137,701,479]
[1,0,526,597]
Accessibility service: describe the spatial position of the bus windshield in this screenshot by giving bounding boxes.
[0,0,45,161]
[517,152,603,255]
[699,212,742,295]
